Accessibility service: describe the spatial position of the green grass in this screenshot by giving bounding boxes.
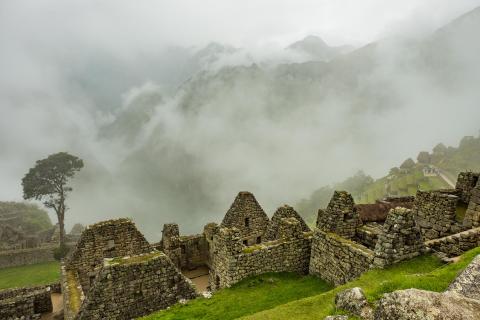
[357,168,450,204]
[242,247,480,319]
[141,272,333,320]
[0,261,60,290]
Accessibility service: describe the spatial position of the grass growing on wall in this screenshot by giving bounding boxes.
[0,261,60,290]
[242,247,480,320]
[141,272,333,320]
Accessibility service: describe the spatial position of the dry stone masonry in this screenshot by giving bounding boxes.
[49,171,478,318]
[0,284,54,319]
[464,180,480,228]
[317,191,360,239]
[62,218,196,320]
[373,207,425,268]
[413,190,462,240]
[221,191,270,245]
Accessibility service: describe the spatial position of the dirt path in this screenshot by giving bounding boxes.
[40,293,62,320]
[433,166,456,188]
[182,266,210,293]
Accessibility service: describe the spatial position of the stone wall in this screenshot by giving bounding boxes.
[0,285,53,319]
[221,192,270,245]
[373,207,425,268]
[264,205,310,241]
[413,190,462,240]
[161,223,209,270]
[317,191,361,239]
[75,251,196,320]
[464,181,480,228]
[456,172,479,204]
[425,227,480,257]
[0,245,55,269]
[65,218,152,291]
[309,229,374,286]
[354,223,383,249]
[210,218,312,290]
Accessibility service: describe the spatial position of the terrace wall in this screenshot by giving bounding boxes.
[0,245,55,269]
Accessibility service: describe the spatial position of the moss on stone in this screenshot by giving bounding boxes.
[66,270,82,313]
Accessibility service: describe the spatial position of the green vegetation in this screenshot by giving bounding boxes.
[0,261,60,290]
[297,135,480,224]
[141,272,333,320]
[357,167,449,204]
[66,269,82,313]
[0,201,52,233]
[243,247,480,319]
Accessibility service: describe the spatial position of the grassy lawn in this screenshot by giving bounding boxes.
[242,247,480,319]
[0,261,60,290]
[141,272,333,320]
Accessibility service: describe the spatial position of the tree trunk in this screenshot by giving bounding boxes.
[58,209,65,248]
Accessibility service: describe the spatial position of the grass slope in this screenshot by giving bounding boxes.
[0,261,60,290]
[141,273,333,320]
[243,247,480,319]
[357,168,449,203]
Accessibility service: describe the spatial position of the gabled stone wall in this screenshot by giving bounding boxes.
[373,207,425,268]
[65,219,152,291]
[221,192,270,245]
[413,190,462,240]
[209,217,312,290]
[264,205,310,241]
[75,252,196,320]
[317,191,361,239]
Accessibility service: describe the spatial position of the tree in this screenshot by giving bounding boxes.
[22,152,84,248]
[400,158,416,170]
[417,151,431,164]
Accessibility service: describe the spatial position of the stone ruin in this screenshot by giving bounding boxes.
[310,171,480,285]
[3,171,474,319]
[61,219,196,320]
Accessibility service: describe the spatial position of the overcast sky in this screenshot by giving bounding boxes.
[1,1,480,235]
[1,0,480,52]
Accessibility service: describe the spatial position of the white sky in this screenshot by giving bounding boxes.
[1,0,479,52]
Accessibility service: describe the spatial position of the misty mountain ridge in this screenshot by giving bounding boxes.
[287,35,354,61]
[28,6,480,240]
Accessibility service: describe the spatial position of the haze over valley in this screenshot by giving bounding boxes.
[1,0,480,239]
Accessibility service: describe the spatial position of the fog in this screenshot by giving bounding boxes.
[1,0,480,240]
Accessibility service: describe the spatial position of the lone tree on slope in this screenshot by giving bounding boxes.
[22,152,84,249]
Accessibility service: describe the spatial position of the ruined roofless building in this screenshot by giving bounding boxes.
[61,218,196,320]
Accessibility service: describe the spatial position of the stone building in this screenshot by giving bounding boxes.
[220,191,270,245]
[50,171,480,319]
[316,191,360,239]
[61,218,196,320]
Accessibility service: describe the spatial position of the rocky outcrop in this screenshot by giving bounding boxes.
[335,287,373,319]
[447,254,480,300]
[374,289,480,320]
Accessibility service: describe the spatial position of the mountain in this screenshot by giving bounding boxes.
[287,35,353,61]
[90,6,480,237]
[296,134,480,223]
